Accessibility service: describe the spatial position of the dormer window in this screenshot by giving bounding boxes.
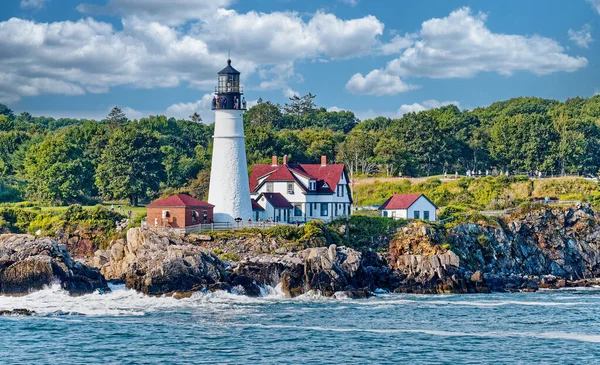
[309,179,316,191]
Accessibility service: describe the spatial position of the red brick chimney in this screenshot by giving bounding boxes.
[321,156,327,166]
[272,156,278,166]
[283,155,288,165]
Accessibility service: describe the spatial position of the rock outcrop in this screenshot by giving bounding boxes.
[0,234,109,295]
[234,245,389,298]
[96,228,227,296]
[389,206,600,292]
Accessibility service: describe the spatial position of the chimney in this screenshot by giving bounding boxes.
[271,156,278,166]
[321,156,327,166]
[283,155,288,165]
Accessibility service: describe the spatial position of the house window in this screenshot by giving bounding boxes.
[191,210,199,222]
[294,205,302,216]
[383,211,388,217]
[203,210,208,223]
[424,211,430,221]
[309,180,316,191]
[321,203,328,216]
[288,183,294,194]
[337,185,344,197]
[309,203,313,216]
[391,211,396,219]
[414,211,420,219]
[266,182,273,192]
[162,210,169,219]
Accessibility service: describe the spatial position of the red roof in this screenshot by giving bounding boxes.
[249,162,346,194]
[251,199,265,211]
[257,193,293,209]
[378,194,424,210]
[147,194,214,208]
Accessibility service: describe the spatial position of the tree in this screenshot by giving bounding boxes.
[106,106,128,127]
[245,101,283,127]
[95,127,165,206]
[190,112,202,123]
[336,129,378,176]
[0,115,13,132]
[0,104,14,119]
[283,93,316,118]
[23,135,94,204]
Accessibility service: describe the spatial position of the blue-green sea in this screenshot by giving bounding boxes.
[1,284,599,364]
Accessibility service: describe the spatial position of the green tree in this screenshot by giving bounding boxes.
[0,115,13,131]
[95,127,165,206]
[23,135,94,204]
[0,104,14,119]
[106,106,128,128]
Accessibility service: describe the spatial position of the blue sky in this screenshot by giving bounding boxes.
[1,0,600,122]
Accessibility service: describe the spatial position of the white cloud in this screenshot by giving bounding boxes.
[339,0,358,6]
[77,0,233,26]
[345,69,418,96]
[397,100,460,116]
[165,93,215,122]
[0,7,384,103]
[327,106,345,112]
[348,7,587,95]
[380,33,416,55]
[568,24,593,48]
[20,0,47,10]
[587,0,600,14]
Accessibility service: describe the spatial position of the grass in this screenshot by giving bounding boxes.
[353,175,600,210]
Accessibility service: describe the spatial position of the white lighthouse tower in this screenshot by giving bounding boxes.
[207,58,253,223]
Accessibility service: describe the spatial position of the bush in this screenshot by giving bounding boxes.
[265,225,303,241]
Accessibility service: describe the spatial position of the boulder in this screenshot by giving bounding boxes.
[100,228,226,296]
[0,234,109,295]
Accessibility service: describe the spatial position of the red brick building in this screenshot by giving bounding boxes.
[146,194,214,228]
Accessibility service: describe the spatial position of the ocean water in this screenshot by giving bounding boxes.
[1,284,599,364]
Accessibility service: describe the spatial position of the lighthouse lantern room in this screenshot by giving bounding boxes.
[207,58,253,223]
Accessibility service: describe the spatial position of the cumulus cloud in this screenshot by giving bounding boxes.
[568,24,593,48]
[165,93,214,121]
[0,7,384,102]
[379,33,416,55]
[348,7,587,95]
[397,100,460,116]
[77,0,233,26]
[20,0,47,10]
[345,70,418,96]
[587,0,600,14]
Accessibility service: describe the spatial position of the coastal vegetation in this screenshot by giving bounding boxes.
[1,95,600,209]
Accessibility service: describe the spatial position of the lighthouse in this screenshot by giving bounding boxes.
[207,58,253,223]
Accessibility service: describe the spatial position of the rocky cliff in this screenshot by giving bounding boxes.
[0,234,109,295]
[389,206,600,292]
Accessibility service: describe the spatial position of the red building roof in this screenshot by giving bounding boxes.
[251,199,265,211]
[147,194,214,208]
[378,194,424,210]
[257,193,293,209]
[249,162,346,194]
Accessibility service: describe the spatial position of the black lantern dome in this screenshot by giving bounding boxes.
[213,58,246,110]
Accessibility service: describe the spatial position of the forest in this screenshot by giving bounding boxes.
[1,94,600,206]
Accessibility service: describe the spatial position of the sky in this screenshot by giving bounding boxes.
[1,0,600,123]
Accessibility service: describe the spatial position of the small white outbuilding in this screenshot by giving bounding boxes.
[378,194,437,222]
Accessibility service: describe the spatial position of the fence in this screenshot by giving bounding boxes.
[141,220,299,235]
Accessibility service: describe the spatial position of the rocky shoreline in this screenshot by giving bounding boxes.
[2,206,600,298]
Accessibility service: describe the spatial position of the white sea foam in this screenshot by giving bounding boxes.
[242,324,600,343]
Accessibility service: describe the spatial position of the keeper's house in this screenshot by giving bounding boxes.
[250,156,352,222]
[146,194,214,229]
[378,194,437,222]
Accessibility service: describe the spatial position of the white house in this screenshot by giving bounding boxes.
[378,194,437,222]
[250,156,352,222]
